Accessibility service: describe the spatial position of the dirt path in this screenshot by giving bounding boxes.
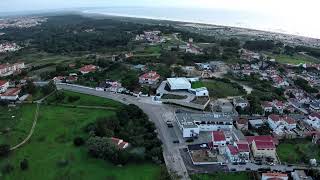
[10,103,40,151]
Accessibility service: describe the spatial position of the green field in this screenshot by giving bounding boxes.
[268,53,319,65]
[277,139,320,164]
[47,90,123,108]
[0,104,37,146]
[192,80,246,98]
[191,172,251,180]
[0,105,161,180]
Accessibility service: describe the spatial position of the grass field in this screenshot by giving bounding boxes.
[268,53,319,65]
[47,90,123,108]
[191,172,251,180]
[277,139,320,164]
[0,104,37,146]
[0,105,160,180]
[192,80,245,98]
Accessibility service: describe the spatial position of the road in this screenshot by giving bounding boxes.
[55,83,190,180]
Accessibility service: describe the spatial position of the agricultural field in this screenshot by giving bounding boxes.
[0,105,161,180]
[192,80,246,98]
[0,104,37,146]
[277,139,320,164]
[191,172,251,180]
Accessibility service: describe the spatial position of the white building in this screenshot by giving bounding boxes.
[189,87,209,97]
[291,170,313,180]
[0,80,9,93]
[0,88,21,101]
[167,78,191,90]
[175,111,234,138]
[305,113,320,129]
[233,97,249,109]
[268,114,296,131]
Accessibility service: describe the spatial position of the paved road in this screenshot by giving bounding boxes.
[55,83,190,180]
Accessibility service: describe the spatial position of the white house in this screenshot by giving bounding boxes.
[0,80,9,93]
[139,71,160,85]
[306,113,320,129]
[212,131,226,148]
[310,100,320,111]
[233,97,249,109]
[189,87,209,97]
[268,114,282,130]
[0,88,21,101]
[167,78,191,90]
[268,114,296,131]
[261,101,273,113]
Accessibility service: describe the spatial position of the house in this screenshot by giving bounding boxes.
[310,100,320,111]
[236,118,249,131]
[0,80,9,93]
[212,131,226,148]
[0,62,25,77]
[268,114,282,130]
[80,65,97,74]
[251,140,277,161]
[305,113,320,129]
[272,76,289,88]
[233,97,249,109]
[249,119,265,128]
[0,88,21,101]
[291,170,313,180]
[226,145,239,162]
[195,63,211,70]
[236,142,250,161]
[273,100,285,114]
[139,71,160,85]
[66,76,78,83]
[189,87,209,97]
[261,101,273,113]
[167,78,191,90]
[53,76,65,83]
[268,114,297,131]
[96,80,124,93]
[110,137,129,149]
[261,173,288,180]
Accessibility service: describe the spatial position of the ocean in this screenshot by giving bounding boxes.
[82,7,319,39]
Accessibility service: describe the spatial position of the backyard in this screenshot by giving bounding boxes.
[277,138,320,164]
[0,105,161,180]
[192,80,246,98]
[191,172,251,180]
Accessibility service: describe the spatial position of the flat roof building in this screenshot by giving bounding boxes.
[167,77,191,90]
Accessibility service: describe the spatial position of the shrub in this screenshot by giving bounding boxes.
[20,159,29,170]
[0,144,10,157]
[68,95,80,103]
[1,163,14,174]
[73,137,85,147]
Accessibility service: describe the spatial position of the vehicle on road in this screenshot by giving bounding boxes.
[200,144,207,148]
[166,121,173,128]
[173,140,180,144]
[185,138,194,143]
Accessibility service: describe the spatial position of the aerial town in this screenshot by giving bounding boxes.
[0,14,320,180]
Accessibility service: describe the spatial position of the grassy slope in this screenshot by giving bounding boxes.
[191,172,250,180]
[192,81,244,98]
[47,90,123,108]
[0,104,37,146]
[1,105,160,180]
[267,53,319,65]
[277,139,320,164]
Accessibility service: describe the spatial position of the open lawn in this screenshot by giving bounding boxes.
[47,90,123,108]
[0,105,161,180]
[0,104,37,146]
[268,53,319,65]
[191,172,251,180]
[277,139,320,164]
[192,80,246,98]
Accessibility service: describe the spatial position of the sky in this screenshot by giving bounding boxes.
[1,0,320,38]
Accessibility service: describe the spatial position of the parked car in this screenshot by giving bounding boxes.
[173,140,179,144]
[185,138,194,143]
[200,144,207,148]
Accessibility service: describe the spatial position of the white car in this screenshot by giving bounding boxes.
[200,144,207,148]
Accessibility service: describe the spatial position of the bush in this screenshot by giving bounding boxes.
[20,159,29,170]
[0,144,10,157]
[68,96,80,103]
[1,163,14,174]
[73,137,85,147]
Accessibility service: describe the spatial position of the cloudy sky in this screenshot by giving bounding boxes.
[1,0,319,38]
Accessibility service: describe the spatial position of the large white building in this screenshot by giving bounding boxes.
[0,80,9,93]
[175,111,235,138]
[167,78,191,90]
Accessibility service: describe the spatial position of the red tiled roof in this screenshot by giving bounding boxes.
[0,80,8,86]
[310,112,320,119]
[274,100,284,107]
[237,118,248,125]
[254,141,275,149]
[139,71,160,81]
[246,135,275,145]
[262,173,288,178]
[212,131,226,142]
[262,101,273,108]
[236,142,250,152]
[227,145,239,155]
[1,88,20,96]
[282,116,296,124]
[80,65,96,73]
[269,114,281,122]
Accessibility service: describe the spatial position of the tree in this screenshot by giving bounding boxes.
[1,163,14,174]
[0,144,10,157]
[73,137,85,147]
[23,80,37,95]
[20,159,29,170]
[41,80,57,95]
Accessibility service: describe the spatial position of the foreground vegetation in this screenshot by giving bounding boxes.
[191,172,251,180]
[277,138,320,164]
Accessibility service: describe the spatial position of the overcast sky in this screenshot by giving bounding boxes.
[1,0,320,38]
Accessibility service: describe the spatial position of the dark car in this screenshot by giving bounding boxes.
[185,138,194,143]
[239,162,246,165]
[173,140,179,144]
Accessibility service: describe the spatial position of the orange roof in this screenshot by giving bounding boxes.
[0,80,8,86]
[1,88,20,96]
